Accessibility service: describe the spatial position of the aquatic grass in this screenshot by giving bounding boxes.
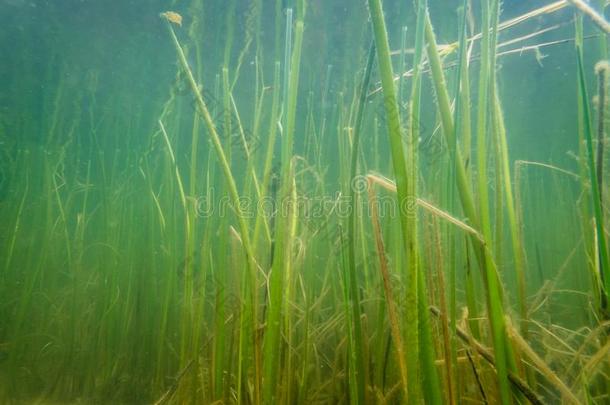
[423,5,517,403]
[284,177,301,403]
[576,44,610,317]
[567,0,610,34]
[505,319,581,404]
[228,92,271,242]
[491,88,528,325]
[366,175,408,395]
[2,2,610,404]
[475,0,494,267]
[366,0,430,402]
[451,6,474,390]
[371,1,574,97]
[367,173,485,242]
[163,17,265,403]
[595,62,607,206]
[2,171,28,274]
[262,3,305,403]
[163,19,258,270]
[485,0,530,360]
[428,306,544,404]
[343,37,376,404]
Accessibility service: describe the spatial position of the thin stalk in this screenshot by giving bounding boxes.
[366,0,422,401]
[596,62,607,214]
[431,216,455,405]
[366,178,408,396]
[253,62,281,256]
[449,4,472,399]
[345,38,376,403]
[3,171,28,273]
[159,119,194,370]
[410,5,443,403]
[567,0,610,34]
[416,265,443,405]
[164,21,262,402]
[458,3,473,169]
[486,0,529,353]
[159,120,188,224]
[51,152,72,269]
[491,92,528,331]
[163,20,258,271]
[429,307,544,405]
[505,320,581,404]
[398,26,408,106]
[228,93,270,242]
[263,5,304,402]
[424,10,514,404]
[282,174,299,403]
[576,47,610,312]
[476,0,493,262]
[339,224,360,405]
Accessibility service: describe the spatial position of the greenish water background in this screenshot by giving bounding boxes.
[0,0,607,403]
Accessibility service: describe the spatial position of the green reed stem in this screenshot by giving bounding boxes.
[3,171,28,273]
[165,24,262,402]
[476,0,493,258]
[345,39,376,405]
[367,0,436,402]
[253,62,281,255]
[411,2,442,404]
[423,9,514,404]
[165,22,257,271]
[486,0,529,342]
[263,5,304,402]
[576,47,610,313]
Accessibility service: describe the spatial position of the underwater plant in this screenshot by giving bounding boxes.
[1,0,610,404]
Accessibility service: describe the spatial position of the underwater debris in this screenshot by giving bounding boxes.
[160,11,183,27]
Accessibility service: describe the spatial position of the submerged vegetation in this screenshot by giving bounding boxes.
[1,0,610,404]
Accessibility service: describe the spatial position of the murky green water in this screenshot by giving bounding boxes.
[1,1,609,404]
